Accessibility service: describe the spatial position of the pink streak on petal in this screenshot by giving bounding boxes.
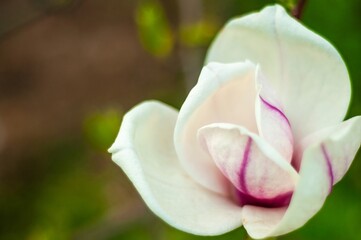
[260,96,291,127]
[321,144,334,192]
[236,189,293,208]
[239,137,253,194]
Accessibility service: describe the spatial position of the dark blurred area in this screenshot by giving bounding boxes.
[0,0,360,239]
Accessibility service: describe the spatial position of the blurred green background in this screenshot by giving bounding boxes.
[0,0,360,239]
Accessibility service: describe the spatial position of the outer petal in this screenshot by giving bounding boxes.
[174,61,258,195]
[242,116,361,239]
[296,116,361,184]
[206,5,350,143]
[109,101,243,235]
[198,123,298,204]
[242,206,287,239]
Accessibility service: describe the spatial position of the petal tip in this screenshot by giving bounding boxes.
[108,143,121,155]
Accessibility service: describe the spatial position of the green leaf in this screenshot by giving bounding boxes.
[135,0,173,58]
[277,0,298,10]
[83,109,122,151]
[179,19,219,47]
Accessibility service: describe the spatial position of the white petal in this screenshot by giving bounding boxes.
[242,206,287,239]
[198,123,298,202]
[243,144,330,239]
[296,116,361,184]
[174,61,259,195]
[255,69,293,162]
[206,4,350,143]
[109,101,243,235]
[242,116,361,239]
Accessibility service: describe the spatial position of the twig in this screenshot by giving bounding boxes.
[292,0,308,19]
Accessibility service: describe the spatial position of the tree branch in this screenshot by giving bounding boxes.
[292,0,307,19]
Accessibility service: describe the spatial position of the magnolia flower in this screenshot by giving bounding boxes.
[109,5,361,239]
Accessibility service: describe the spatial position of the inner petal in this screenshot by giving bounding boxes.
[174,62,259,195]
[255,70,294,163]
[198,123,298,207]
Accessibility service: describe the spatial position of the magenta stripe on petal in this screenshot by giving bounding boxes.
[236,189,293,208]
[239,137,252,194]
[260,96,291,126]
[321,144,334,192]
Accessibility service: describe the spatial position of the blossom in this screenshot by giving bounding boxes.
[109,5,361,239]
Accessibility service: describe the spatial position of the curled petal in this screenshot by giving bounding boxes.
[296,116,361,184]
[198,123,298,205]
[174,61,259,195]
[206,5,351,144]
[242,116,361,239]
[109,101,243,235]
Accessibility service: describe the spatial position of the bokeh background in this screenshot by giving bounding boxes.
[0,0,360,239]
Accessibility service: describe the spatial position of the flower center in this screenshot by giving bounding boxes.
[232,187,293,208]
